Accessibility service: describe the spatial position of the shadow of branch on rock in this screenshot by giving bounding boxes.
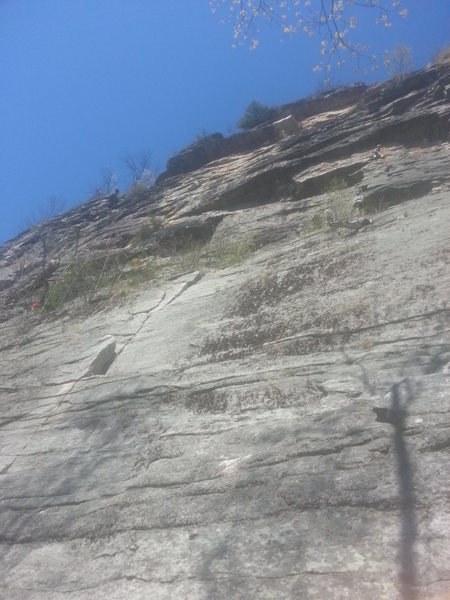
[345,344,421,599]
[374,378,419,600]
[391,379,418,600]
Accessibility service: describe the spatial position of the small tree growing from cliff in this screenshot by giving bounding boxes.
[237,100,275,130]
[25,196,66,227]
[99,167,118,194]
[433,44,450,65]
[122,151,153,184]
[383,44,413,80]
[91,167,118,200]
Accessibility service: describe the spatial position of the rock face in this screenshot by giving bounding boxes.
[158,84,366,182]
[1,65,450,600]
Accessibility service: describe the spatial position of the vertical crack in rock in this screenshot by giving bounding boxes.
[111,271,202,369]
[159,271,202,310]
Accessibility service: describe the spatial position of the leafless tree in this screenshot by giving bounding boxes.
[25,196,66,228]
[91,167,118,199]
[122,151,153,183]
[99,167,118,194]
[383,44,413,80]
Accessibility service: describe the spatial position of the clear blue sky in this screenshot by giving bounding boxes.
[1,0,449,243]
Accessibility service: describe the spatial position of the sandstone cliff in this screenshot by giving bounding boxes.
[1,64,449,600]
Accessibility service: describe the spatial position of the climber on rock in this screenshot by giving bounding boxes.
[371,144,385,160]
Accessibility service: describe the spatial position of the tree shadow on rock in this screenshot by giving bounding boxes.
[373,377,420,600]
[344,345,422,599]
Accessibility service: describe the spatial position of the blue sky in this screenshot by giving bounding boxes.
[1,0,449,243]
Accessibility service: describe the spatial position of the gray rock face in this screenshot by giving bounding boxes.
[158,84,366,182]
[1,65,450,599]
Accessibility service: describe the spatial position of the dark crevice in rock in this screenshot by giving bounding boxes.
[376,113,449,145]
[155,215,224,255]
[423,438,450,452]
[0,414,28,429]
[249,437,375,469]
[293,165,365,201]
[84,339,117,377]
[363,180,434,210]
[185,169,299,216]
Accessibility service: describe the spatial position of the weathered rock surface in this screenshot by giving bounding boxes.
[158,83,366,182]
[1,65,450,599]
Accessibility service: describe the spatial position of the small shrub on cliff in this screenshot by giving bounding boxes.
[124,257,160,285]
[126,182,154,204]
[165,238,253,274]
[25,196,66,228]
[433,45,450,65]
[237,101,275,130]
[303,177,353,235]
[138,217,163,242]
[212,240,253,269]
[383,44,413,80]
[174,240,204,272]
[42,257,112,311]
[304,211,326,234]
[41,253,159,313]
[194,128,214,142]
[325,177,354,223]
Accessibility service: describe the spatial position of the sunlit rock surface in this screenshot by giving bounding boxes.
[1,64,449,599]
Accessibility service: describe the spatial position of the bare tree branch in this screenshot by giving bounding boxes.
[122,151,152,183]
